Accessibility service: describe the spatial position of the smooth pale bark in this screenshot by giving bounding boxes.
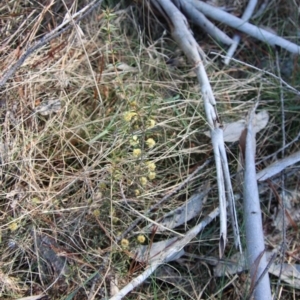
[191,0,300,54]
[180,1,234,45]
[257,150,300,181]
[224,0,258,64]
[244,107,272,300]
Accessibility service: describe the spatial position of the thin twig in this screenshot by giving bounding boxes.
[224,0,258,65]
[247,252,277,300]
[273,48,287,300]
[256,150,300,181]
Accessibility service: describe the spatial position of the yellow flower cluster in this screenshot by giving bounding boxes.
[137,234,146,244]
[130,135,139,147]
[123,110,156,130]
[146,138,156,148]
[140,177,148,186]
[147,119,156,129]
[132,137,156,158]
[123,106,158,190]
[145,161,156,180]
[145,161,156,171]
[9,222,18,231]
[133,148,142,157]
[121,238,129,249]
[123,111,137,122]
[92,209,101,217]
[148,172,156,180]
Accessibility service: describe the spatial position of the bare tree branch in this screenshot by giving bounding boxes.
[256,150,300,181]
[224,0,258,64]
[191,0,300,54]
[180,1,234,45]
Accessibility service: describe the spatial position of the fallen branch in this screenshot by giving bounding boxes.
[256,150,300,182]
[153,0,242,256]
[243,105,272,300]
[180,1,234,45]
[109,206,220,300]
[224,0,258,64]
[190,0,300,54]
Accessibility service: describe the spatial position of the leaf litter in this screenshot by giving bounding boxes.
[204,110,269,142]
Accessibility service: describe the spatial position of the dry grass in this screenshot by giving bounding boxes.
[0,0,300,299]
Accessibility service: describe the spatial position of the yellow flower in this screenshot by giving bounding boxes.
[121,238,129,249]
[99,182,107,191]
[140,177,148,186]
[107,164,114,174]
[111,207,116,217]
[113,171,123,180]
[112,217,119,224]
[133,148,142,157]
[129,101,138,109]
[130,135,139,147]
[9,222,18,232]
[146,138,156,148]
[123,111,137,122]
[31,197,41,204]
[137,235,146,244]
[92,209,101,217]
[145,161,156,171]
[147,119,156,128]
[128,179,134,186]
[148,171,156,180]
[134,189,140,196]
